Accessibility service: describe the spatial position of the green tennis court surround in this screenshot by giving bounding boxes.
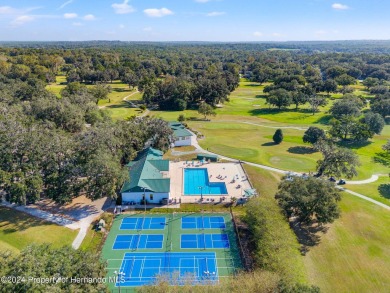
[102,213,242,290]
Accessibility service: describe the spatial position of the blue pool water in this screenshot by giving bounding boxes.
[184,168,228,195]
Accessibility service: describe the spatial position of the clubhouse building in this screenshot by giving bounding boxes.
[169,122,195,147]
[121,148,171,205]
[120,148,254,206]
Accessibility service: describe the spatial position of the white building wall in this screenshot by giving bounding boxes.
[122,192,169,204]
[174,136,193,147]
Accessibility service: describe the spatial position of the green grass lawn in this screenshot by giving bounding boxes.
[97,82,135,107]
[46,75,67,97]
[191,120,321,173]
[79,225,104,252]
[103,104,143,120]
[216,80,333,125]
[345,175,390,206]
[245,165,390,292]
[304,192,390,293]
[0,207,78,253]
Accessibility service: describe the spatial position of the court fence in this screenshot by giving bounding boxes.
[230,207,251,271]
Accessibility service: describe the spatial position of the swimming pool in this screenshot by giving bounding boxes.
[183,168,228,195]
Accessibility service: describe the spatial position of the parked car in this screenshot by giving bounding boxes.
[329,176,336,182]
[338,179,346,185]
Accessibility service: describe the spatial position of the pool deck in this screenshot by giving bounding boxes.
[169,162,251,203]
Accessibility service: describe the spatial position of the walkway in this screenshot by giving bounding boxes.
[1,196,113,249]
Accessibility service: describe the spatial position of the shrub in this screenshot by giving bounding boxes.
[273,129,283,144]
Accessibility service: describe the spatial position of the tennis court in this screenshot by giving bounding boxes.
[182,216,226,229]
[180,234,230,249]
[116,252,219,287]
[102,213,242,291]
[113,234,164,250]
[120,217,166,230]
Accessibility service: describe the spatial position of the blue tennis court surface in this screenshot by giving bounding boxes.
[116,252,218,287]
[120,217,166,230]
[181,234,230,249]
[182,216,226,229]
[113,234,163,250]
[184,168,228,195]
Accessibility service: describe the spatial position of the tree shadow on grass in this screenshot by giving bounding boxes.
[378,184,390,199]
[287,146,317,155]
[290,218,329,255]
[111,88,129,93]
[106,102,132,109]
[314,115,333,125]
[261,142,276,147]
[249,108,313,116]
[373,152,390,167]
[337,140,372,149]
[0,207,53,232]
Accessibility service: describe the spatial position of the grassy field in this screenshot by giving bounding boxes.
[193,120,320,173]
[345,176,390,206]
[46,75,67,97]
[146,79,388,179]
[0,207,77,253]
[97,83,135,107]
[46,76,142,107]
[79,225,104,252]
[244,164,390,292]
[304,192,390,292]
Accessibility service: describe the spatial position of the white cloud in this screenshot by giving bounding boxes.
[272,33,282,37]
[119,24,125,29]
[143,27,152,31]
[64,13,77,19]
[206,11,225,17]
[112,0,135,15]
[332,3,349,10]
[0,6,17,15]
[253,31,263,37]
[72,22,83,26]
[144,8,173,18]
[0,6,40,16]
[11,15,35,26]
[83,14,96,21]
[59,0,74,10]
[195,0,211,2]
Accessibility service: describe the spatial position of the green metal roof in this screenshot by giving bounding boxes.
[121,147,170,193]
[169,121,194,138]
[142,179,170,193]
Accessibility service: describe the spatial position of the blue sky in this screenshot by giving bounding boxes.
[0,0,388,41]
